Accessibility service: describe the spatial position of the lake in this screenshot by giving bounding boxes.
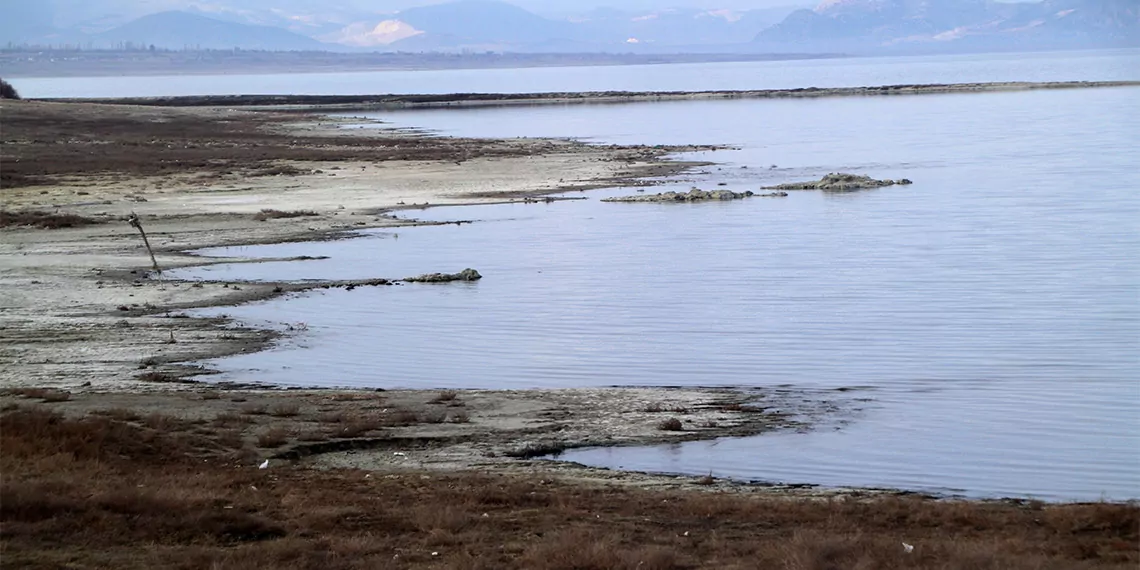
[16,47,1140,98]
[91,49,1137,502]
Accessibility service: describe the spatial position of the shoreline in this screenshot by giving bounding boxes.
[1,100,712,391]
[49,80,1140,111]
[1,97,1135,507]
[0,51,843,80]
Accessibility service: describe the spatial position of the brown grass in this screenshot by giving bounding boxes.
[0,100,539,190]
[136,371,184,384]
[4,388,71,402]
[269,403,300,417]
[252,209,319,221]
[336,416,384,438]
[657,417,684,431]
[92,408,143,422]
[1,404,1136,570]
[241,404,269,415]
[0,210,103,229]
[428,390,460,404]
[384,410,420,427]
[256,427,290,448]
[214,412,255,428]
[420,409,447,424]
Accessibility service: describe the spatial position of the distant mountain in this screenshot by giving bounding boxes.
[396,0,577,44]
[754,0,1140,53]
[95,11,329,51]
[4,0,1129,55]
[333,0,803,52]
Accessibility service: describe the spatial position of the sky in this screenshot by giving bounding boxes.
[41,0,815,18]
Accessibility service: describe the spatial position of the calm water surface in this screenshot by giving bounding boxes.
[174,83,1140,502]
[17,48,1140,98]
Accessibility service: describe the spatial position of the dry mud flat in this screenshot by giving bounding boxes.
[0,385,837,490]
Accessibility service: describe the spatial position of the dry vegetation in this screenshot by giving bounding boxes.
[253,209,320,222]
[0,100,536,189]
[0,210,104,229]
[1,396,1136,570]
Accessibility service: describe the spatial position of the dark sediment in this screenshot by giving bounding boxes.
[602,188,755,203]
[765,173,913,192]
[404,268,483,283]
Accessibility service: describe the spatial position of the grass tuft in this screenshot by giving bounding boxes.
[428,390,460,404]
[269,403,300,417]
[253,209,318,221]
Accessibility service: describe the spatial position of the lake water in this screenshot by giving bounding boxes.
[138,50,1140,502]
[172,81,1140,501]
[17,48,1140,99]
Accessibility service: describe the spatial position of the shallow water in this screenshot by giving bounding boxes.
[18,48,1140,98]
[173,81,1140,501]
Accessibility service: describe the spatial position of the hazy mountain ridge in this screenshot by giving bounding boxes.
[94,11,328,50]
[755,0,1140,52]
[1,0,1133,54]
[0,0,805,52]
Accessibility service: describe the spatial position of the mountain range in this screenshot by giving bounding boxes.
[1,0,1135,54]
[755,0,1140,52]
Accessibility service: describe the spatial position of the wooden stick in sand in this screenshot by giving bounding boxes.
[127,212,161,275]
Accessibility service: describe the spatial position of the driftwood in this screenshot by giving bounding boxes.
[127,212,161,274]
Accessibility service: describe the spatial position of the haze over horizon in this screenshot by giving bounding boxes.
[2,0,1137,56]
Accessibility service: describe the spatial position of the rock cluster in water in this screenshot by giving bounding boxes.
[404,268,482,283]
[765,173,913,192]
[602,188,787,203]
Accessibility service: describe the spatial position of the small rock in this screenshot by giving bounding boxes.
[404,268,482,283]
[765,173,912,192]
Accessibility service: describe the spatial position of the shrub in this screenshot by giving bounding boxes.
[256,427,290,448]
[657,418,684,431]
[428,390,459,404]
[420,409,447,424]
[252,209,318,221]
[241,404,268,415]
[270,403,300,417]
[0,78,19,100]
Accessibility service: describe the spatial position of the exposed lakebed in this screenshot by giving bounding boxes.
[172,84,1139,502]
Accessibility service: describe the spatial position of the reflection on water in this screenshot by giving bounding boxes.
[172,82,1139,502]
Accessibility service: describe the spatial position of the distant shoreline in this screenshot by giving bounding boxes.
[0,50,840,79]
[49,80,1140,111]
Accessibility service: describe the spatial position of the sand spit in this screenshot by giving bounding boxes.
[54,80,1140,111]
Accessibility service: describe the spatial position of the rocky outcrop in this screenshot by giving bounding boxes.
[765,173,913,192]
[404,268,482,283]
[602,188,788,203]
